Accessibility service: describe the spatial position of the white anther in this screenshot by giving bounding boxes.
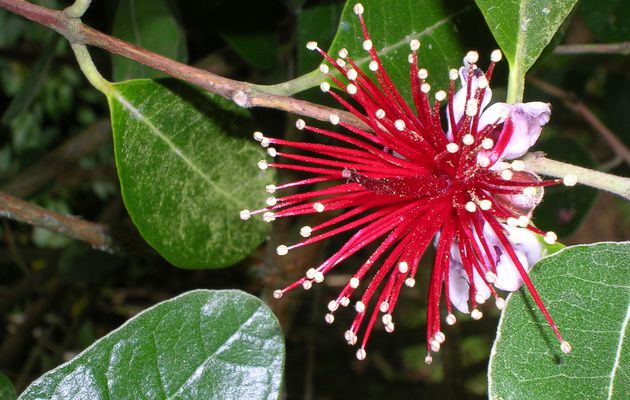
[481,138,494,149]
[424,355,433,365]
[434,331,446,344]
[239,210,251,220]
[561,341,572,354]
[466,99,479,116]
[517,215,530,227]
[300,226,312,237]
[258,160,269,170]
[462,134,475,145]
[314,271,324,283]
[379,301,389,313]
[375,109,386,119]
[507,217,518,227]
[362,39,373,51]
[336,59,346,67]
[265,196,277,206]
[449,68,459,81]
[408,53,415,64]
[338,48,348,59]
[263,212,276,222]
[306,41,318,50]
[295,119,306,130]
[369,60,378,71]
[544,231,558,244]
[353,3,364,15]
[273,289,283,299]
[385,322,395,333]
[395,119,406,131]
[501,169,514,181]
[430,339,441,352]
[465,50,479,64]
[253,131,264,141]
[478,199,492,210]
[410,39,420,51]
[446,314,457,325]
[313,202,325,212]
[471,309,483,320]
[465,201,477,212]
[329,114,340,125]
[276,245,288,256]
[356,348,366,360]
[327,300,339,313]
[405,278,416,287]
[355,301,366,313]
[477,75,489,89]
[342,168,351,178]
[260,137,271,148]
[474,292,487,304]
[302,280,313,290]
[523,186,537,197]
[267,148,277,157]
[340,296,350,307]
[478,155,491,168]
[491,49,502,62]
[350,277,360,289]
[495,298,506,310]
[511,160,525,171]
[306,268,316,279]
[435,90,447,102]
[446,143,459,153]
[421,83,431,93]
[418,68,428,80]
[563,174,578,186]
[266,184,276,193]
[319,64,329,74]
[344,330,355,343]
[325,313,335,324]
[382,313,392,325]
[347,68,358,80]
[398,261,409,273]
[485,271,497,283]
[347,83,357,95]
[320,82,331,92]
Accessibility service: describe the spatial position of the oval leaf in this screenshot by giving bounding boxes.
[20,290,285,400]
[325,0,472,98]
[112,0,188,81]
[108,79,272,268]
[489,242,630,399]
[474,0,578,102]
[0,373,17,400]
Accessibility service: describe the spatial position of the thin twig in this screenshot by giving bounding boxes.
[554,42,630,56]
[0,0,367,129]
[528,76,630,168]
[0,191,116,252]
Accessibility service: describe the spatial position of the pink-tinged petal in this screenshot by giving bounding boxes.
[495,250,531,291]
[506,226,542,266]
[447,66,493,137]
[478,102,509,132]
[500,102,551,159]
[448,261,470,313]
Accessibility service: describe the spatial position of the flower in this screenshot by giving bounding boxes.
[242,3,574,362]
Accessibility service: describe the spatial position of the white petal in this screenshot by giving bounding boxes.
[501,102,551,159]
[495,250,531,292]
[506,226,542,266]
[448,261,470,313]
[473,269,491,300]
[447,67,493,138]
[477,102,510,132]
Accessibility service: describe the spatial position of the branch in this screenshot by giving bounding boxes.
[554,42,630,56]
[528,76,630,168]
[0,0,367,129]
[0,191,117,252]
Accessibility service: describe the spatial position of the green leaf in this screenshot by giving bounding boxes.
[112,0,188,81]
[534,137,598,237]
[474,0,578,102]
[0,372,17,400]
[107,79,272,268]
[326,0,473,99]
[489,242,630,399]
[222,33,278,70]
[296,2,344,76]
[20,290,285,400]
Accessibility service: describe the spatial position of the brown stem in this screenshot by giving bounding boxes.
[0,191,116,252]
[0,0,367,129]
[554,42,630,56]
[528,76,630,168]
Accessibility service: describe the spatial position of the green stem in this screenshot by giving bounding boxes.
[63,0,91,18]
[506,65,524,104]
[70,44,112,95]
[523,153,630,200]
[257,69,322,96]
